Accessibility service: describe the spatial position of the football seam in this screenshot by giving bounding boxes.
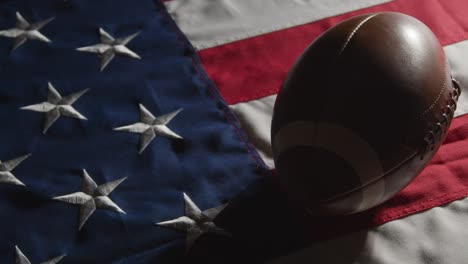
[338,13,380,56]
[418,65,448,119]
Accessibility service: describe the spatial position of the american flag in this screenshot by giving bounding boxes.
[0,0,467,263]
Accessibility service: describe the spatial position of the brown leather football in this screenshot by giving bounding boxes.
[271,12,461,216]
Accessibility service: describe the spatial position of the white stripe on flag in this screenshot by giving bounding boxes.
[269,197,468,264]
[230,95,275,168]
[230,95,276,169]
[164,0,393,50]
[230,40,468,169]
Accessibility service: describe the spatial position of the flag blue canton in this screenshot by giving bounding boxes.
[0,0,267,263]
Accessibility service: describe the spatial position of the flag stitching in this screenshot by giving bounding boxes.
[155,0,270,173]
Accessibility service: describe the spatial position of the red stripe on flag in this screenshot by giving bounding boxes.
[199,0,468,105]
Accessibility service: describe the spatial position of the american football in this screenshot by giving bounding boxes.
[271,12,461,215]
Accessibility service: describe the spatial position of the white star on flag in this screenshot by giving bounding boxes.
[0,12,54,51]
[114,104,183,154]
[156,193,230,252]
[77,28,141,71]
[15,245,65,264]
[53,169,127,231]
[0,154,31,186]
[20,82,88,134]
